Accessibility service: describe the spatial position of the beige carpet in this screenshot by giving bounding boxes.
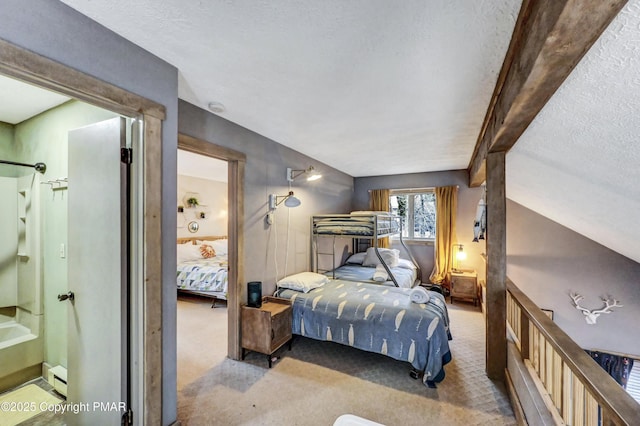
[177,295,516,426]
[0,383,62,426]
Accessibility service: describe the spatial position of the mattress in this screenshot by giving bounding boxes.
[313,214,400,236]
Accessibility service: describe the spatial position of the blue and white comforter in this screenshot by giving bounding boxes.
[274,279,452,386]
[176,255,228,293]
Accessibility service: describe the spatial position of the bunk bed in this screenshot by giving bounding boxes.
[311,212,421,288]
[176,236,228,307]
[272,212,452,387]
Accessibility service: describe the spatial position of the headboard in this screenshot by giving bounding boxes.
[177,235,227,245]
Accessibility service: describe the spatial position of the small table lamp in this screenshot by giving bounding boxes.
[453,244,467,272]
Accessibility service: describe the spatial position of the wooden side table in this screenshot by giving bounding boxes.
[448,270,478,306]
[241,296,292,367]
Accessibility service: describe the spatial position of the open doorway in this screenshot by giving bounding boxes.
[175,134,245,421]
[176,149,229,391]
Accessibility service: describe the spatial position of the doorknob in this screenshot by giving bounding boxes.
[58,292,75,302]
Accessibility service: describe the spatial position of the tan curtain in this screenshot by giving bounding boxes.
[369,189,390,248]
[429,186,458,284]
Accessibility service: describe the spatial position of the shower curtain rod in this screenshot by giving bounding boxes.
[0,159,46,174]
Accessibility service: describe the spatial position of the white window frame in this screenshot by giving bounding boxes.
[389,188,436,243]
[627,359,640,403]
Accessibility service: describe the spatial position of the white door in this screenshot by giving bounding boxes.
[66,117,129,425]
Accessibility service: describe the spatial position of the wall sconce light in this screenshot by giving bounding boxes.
[287,166,322,182]
[268,191,301,210]
[453,244,467,272]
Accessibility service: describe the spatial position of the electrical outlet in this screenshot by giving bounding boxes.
[59,243,66,259]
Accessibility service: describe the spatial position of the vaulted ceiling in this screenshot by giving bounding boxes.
[29,1,640,264]
[59,0,522,177]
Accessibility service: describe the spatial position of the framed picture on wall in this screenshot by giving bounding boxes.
[541,309,554,320]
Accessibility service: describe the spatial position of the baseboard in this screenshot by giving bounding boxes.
[505,368,528,425]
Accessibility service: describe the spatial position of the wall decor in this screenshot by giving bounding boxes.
[541,309,554,320]
[187,221,199,233]
[570,293,623,325]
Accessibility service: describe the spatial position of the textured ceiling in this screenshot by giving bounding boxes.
[12,1,637,264]
[507,2,640,263]
[59,0,521,177]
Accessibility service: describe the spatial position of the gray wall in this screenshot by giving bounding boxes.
[507,200,640,356]
[179,100,354,297]
[1,1,179,423]
[354,170,486,281]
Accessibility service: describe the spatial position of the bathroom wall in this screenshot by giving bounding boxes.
[15,173,41,318]
[177,175,228,239]
[0,124,18,308]
[13,100,118,368]
[0,122,14,157]
[0,176,18,308]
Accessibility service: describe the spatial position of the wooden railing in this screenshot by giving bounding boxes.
[506,280,640,425]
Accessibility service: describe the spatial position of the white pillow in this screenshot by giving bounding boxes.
[277,272,328,293]
[362,247,400,268]
[345,252,366,264]
[209,239,228,256]
[397,259,417,270]
[176,244,202,263]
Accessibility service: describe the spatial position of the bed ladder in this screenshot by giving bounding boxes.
[313,233,337,279]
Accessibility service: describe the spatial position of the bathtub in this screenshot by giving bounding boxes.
[0,318,44,390]
[0,322,36,349]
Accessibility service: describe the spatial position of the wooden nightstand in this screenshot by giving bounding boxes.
[241,296,292,368]
[448,270,478,306]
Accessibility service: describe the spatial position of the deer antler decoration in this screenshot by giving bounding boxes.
[569,292,623,325]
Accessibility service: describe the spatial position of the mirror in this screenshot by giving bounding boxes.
[187,221,199,233]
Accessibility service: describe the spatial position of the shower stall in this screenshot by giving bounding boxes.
[0,160,45,390]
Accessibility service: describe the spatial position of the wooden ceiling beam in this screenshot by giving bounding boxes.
[468,0,627,187]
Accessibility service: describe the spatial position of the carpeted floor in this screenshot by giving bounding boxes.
[177,294,516,426]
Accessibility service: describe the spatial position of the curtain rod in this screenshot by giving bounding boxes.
[368,185,459,193]
[0,159,46,173]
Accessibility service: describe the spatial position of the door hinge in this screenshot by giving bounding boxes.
[122,409,133,425]
[121,147,133,164]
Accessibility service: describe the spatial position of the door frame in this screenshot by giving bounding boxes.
[0,39,165,425]
[177,133,245,359]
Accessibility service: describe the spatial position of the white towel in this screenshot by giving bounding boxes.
[410,286,430,304]
[372,264,388,282]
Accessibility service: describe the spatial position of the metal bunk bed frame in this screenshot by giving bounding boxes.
[311,213,421,287]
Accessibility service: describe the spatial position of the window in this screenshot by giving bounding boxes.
[627,360,640,403]
[389,190,436,240]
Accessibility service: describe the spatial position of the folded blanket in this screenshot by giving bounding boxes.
[372,264,389,282]
[410,286,430,304]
